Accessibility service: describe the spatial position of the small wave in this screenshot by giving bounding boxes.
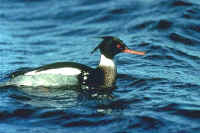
[171,0,193,7]
[169,32,199,45]
[189,24,200,32]
[79,0,107,6]
[157,103,200,118]
[109,8,129,15]
[7,0,48,3]
[0,108,35,121]
[155,19,173,30]
[129,77,169,89]
[24,24,57,31]
[128,115,164,130]
[63,118,118,127]
[12,108,35,118]
[129,19,173,32]
[38,110,67,119]
[172,82,200,89]
[183,7,200,19]
[168,45,200,61]
[129,21,154,31]
[9,61,27,65]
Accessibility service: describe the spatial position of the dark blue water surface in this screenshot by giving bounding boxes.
[0,0,200,132]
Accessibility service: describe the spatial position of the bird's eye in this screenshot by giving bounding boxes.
[116,44,122,49]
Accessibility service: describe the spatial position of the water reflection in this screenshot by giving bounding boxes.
[12,87,78,109]
[11,86,115,111]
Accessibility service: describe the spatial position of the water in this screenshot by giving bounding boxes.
[0,0,200,132]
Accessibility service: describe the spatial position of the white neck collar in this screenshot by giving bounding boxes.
[99,54,116,68]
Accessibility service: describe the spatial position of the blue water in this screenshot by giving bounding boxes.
[0,0,200,132]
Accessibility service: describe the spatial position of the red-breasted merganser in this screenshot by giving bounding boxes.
[2,36,145,89]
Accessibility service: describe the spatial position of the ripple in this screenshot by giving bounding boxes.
[63,118,119,127]
[55,28,99,37]
[12,108,35,118]
[134,116,164,129]
[84,14,112,24]
[155,19,173,30]
[130,21,154,31]
[9,61,27,65]
[24,24,57,31]
[168,45,200,61]
[9,0,48,3]
[0,108,36,121]
[169,32,199,45]
[129,79,147,88]
[189,24,200,32]
[29,40,56,46]
[171,0,193,7]
[183,7,200,19]
[175,109,200,118]
[172,82,200,89]
[109,8,129,15]
[10,94,31,101]
[157,103,200,118]
[38,110,67,119]
[79,0,107,6]
[97,99,131,111]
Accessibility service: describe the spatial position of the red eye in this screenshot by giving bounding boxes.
[117,44,121,49]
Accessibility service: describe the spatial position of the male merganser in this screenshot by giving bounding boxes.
[2,36,145,89]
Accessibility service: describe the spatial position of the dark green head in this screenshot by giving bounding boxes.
[91,36,145,59]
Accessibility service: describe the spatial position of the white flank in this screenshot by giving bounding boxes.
[25,67,81,76]
[99,54,116,68]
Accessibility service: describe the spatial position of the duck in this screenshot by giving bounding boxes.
[1,36,145,89]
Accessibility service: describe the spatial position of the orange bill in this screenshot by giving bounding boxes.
[122,48,145,55]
